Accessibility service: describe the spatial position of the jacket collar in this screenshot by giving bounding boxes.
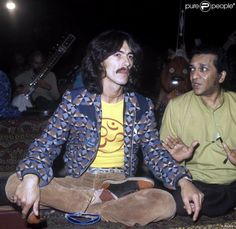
[76,89,141,111]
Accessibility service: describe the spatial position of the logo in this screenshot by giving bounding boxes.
[200,1,211,12]
[185,1,236,12]
[99,118,124,153]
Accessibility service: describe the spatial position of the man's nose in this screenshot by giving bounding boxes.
[191,70,200,79]
[123,56,132,68]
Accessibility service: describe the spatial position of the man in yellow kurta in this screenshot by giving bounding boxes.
[160,46,236,218]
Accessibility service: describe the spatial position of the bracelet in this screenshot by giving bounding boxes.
[182,176,192,182]
[65,212,101,225]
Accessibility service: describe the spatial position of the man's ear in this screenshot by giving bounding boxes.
[100,62,105,70]
[218,70,226,83]
[100,62,106,78]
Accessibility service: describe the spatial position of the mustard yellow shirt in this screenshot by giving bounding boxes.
[90,99,124,168]
[160,90,236,184]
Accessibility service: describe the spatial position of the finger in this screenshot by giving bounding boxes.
[173,139,179,146]
[162,143,176,156]
[162,142,169,150]
[188,141,199,155]
[33,199,39,217]
[11,195,17,203]
[190,202,195,212]
[176,136,183,144]
[192,196,201,221]
[162,140,172,151]
[182,199,192,216]
[16,198,22,207]
[191,140,199,149]
[222,142,230,152]
[22,204,31,219]
[166,136,176,148]
[192,207,200,221]
[222,143,231,156]
[166,135,175,143]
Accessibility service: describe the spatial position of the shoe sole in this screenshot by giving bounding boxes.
[101,177,154,190]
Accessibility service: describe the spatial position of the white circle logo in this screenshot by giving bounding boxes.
[200,1,211,12]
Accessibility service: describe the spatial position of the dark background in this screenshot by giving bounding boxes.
[0,0,236,96]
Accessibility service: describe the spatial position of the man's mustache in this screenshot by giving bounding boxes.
[116,67,129,74]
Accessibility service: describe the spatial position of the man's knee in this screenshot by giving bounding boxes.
[5,173,20,201]
[99,188,176,226]
[148,189,176,221]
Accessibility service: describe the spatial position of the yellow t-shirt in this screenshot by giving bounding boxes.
[90,99,124,168]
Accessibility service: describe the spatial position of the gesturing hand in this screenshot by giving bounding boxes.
[222,142,236,165]
[162,135,199,162]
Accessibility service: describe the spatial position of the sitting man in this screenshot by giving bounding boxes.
[0,70,21,118]
[5,30,203,227]
[14,51,60,111]
[160,45,236,218]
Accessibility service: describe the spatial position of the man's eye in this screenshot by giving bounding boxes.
[169,67,175,73]
[183,69,188,74]
[189,67,194,72]
[202,67,208,72]
[128,55,134,60]
[114,53,121,57]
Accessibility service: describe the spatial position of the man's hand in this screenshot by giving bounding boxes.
[37,79,52,90]
[16,85,30,95]
[162,135,199,162]
[13,174,40,219]
[222,142,236,165]
[178,178,204,221]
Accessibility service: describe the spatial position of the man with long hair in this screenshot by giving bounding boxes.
[6,30,203,226]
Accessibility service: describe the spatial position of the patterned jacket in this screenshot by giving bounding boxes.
[17,88,191,188]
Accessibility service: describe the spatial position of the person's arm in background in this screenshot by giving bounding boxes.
[14,71,30,95]
[38,72,60,100]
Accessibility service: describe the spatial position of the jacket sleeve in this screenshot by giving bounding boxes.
[16,90,73,186]
[141,98,191,189]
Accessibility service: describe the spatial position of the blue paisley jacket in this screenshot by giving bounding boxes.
[16,88,191,189]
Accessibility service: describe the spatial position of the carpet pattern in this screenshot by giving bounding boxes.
[0,115,48,172]
[46,210,236,229]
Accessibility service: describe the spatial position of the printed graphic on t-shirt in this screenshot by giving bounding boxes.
[99,118,124,153]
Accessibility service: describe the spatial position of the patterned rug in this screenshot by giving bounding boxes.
[0,115,48,173]
[46,210,236,229]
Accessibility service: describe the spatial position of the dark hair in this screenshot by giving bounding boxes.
[190,45,230,90]
[29,50,45,64]
[80,30,143,94]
